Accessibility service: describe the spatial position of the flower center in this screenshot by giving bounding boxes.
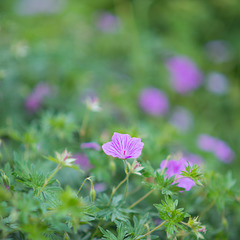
[122,149,127,158]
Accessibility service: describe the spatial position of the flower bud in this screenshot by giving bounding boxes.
[63,232,70,240]
[222,216,228,229]
[2,174,10,189]
[90,188,96,202]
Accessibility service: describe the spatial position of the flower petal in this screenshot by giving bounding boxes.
[112,132,131,152]
[102,141,121,158]
[126,137,144,158]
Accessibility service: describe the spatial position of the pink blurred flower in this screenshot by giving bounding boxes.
[138,88,169,116]
[25,82,51,112]
[102,132,144,160]
[197,134,217,152]
[81,142,101,151]
[160,158,195,191]
[94,183,107,192]
[73,153,93,171]
[96,12,120,33]
[184,153,204,166]
[166,56,203,94]
[197,134,234,163]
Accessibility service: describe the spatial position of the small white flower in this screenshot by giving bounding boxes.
[55,149,76,167]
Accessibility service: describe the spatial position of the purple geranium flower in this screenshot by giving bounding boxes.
[102,132,144,159]
[80,142,101,151]
[166,56,203,94]
[160,158,195,191]
[197,134,234,163]
[73,153,94,171]
[138,88,169,116]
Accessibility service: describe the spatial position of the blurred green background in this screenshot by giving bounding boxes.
[0,0,240,176]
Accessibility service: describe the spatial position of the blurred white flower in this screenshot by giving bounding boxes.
[85,96,101,112]
[206,72,229,95]
[11,41,29,58]
[16,0,66,15]
[169,107,194,132]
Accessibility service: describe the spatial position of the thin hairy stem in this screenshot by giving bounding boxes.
[137,221,167,239]
[77,177,92,196]
[129,188,155,209]
[123,160,129,200]
[107,174,128,205]
[79,108,90,138]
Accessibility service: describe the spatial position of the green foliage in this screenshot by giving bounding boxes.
[1,0,240,239]
[181,163,204,186]
[155,197,188,238]
[97,195,133,222]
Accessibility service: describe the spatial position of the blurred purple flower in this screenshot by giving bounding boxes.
[206,72,229,95]
[94,183,107,192]
[166,56,203,94]
[205,40,231,63]
[197,134,234,163]
[73,153,93,171]
[160,158,195,191]
[138,88,169,116]
[102,132,144,159]
[214,140,235,163]
[197,134,217,152]
[184,153,204,166]
[16,0,66,15]
[96,12,120,33]
[80,142,101,151]
[169,107,193,132]
[25,82,51,112]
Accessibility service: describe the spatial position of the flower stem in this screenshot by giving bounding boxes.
[199,199,216,217]
[36,164,62,197]
[137,221,167,240]
[79,108,90,138]
[123,160,129,201]
[77,177,91,195]
[129,188,155,209]
[107,161,130,206]
[107,174,128,205]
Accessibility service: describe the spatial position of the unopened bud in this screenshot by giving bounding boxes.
[90,188,96,202]
[2,174,10,189]
[222,216,228,229]
[63,232,70,240]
